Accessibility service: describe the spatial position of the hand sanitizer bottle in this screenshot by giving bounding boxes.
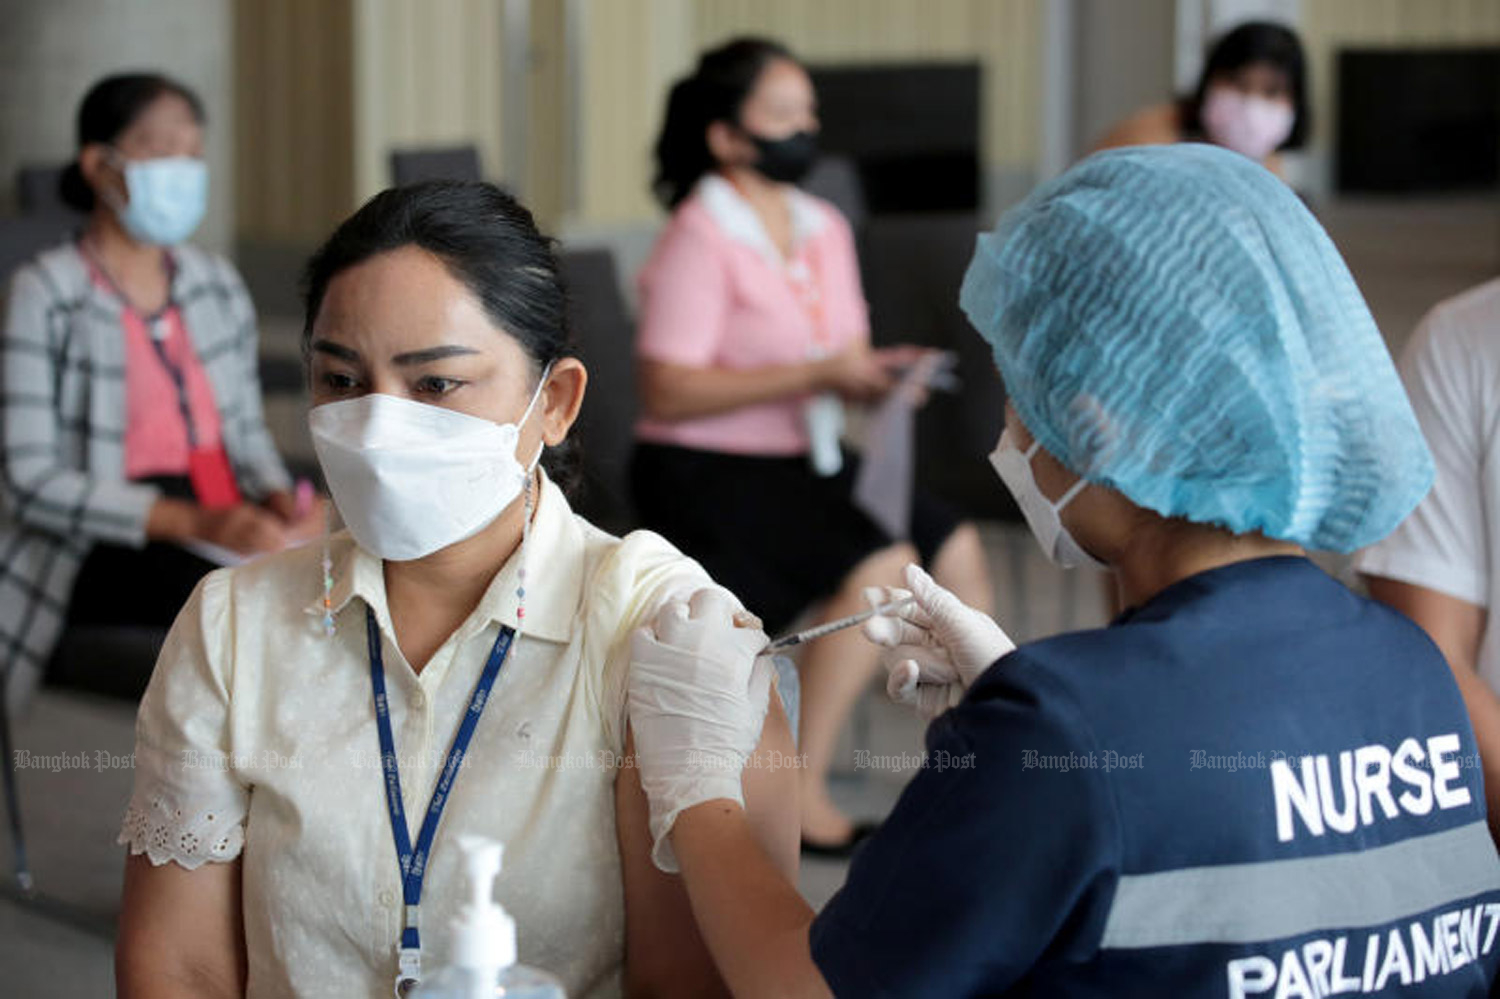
[411,836,567,999]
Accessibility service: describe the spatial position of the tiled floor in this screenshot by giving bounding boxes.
[0,693,135,994]
[2,195,1496,995]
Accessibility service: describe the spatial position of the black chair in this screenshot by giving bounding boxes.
[389,145,484,187]
[0,214,76,284]
[15,163,80,219]
[559,247,637,535]
[857,211,1078,633]
[859,211,1007,519]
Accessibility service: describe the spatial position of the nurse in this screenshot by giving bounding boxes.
[625,145,1500,996]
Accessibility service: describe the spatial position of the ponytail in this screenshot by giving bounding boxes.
[651,37,796,209]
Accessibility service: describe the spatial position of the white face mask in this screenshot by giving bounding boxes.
[309,370,550,561]
[1200,85,1294,163]
[989,428,1106,571]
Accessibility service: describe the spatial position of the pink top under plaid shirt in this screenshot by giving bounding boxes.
[119,304,229,479]
[82,257,228,480]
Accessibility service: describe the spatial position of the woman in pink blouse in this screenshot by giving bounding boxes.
[632,38,993,854]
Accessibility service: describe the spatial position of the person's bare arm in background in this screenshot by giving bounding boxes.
[637,345,927,423]
[1359,290,1500,839]
[1365,576,1500,841]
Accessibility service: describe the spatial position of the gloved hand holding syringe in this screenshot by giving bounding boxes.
[749,564,1014,719]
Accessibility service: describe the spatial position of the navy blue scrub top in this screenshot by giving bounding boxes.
[811,557,1500,997]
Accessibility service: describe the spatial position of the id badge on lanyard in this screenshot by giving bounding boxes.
[188,446,241,509]
[367,609,516,996]
[790,255,844,477]
[149,318,241,508]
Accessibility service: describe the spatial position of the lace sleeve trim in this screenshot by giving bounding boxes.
[116,786,246,871]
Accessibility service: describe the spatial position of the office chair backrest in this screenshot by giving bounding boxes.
[15,163,80,218]
[0,215,75,289]
[388,146,483,187]
[558,246,637,534]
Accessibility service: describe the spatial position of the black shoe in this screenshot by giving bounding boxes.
[801,821,880,859]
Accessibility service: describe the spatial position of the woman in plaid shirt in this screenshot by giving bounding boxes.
[0,73,321,706]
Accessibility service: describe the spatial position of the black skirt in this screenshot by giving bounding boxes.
[47,475,218,699]
[630,442,961,634]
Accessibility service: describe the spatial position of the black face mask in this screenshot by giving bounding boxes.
[744,129,819,184]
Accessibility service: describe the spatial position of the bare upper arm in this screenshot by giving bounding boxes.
[1366,574,1500,841]
[1364,575,1487,675]
[1091,103,1183,154]
[635,358,681,421]
[116,853,246,999]
[616,691,800,998]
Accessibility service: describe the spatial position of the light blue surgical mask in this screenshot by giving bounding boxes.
[989,428,1106,571]
[108,153,208,246]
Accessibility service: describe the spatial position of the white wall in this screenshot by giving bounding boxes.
[350,0,507,205]
[0,0,235,255]
[1071,0,1178,156]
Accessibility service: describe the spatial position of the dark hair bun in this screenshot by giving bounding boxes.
[58,161,95,212]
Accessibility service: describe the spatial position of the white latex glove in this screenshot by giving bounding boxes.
[628,587,774,872]
[863,563,1016,720]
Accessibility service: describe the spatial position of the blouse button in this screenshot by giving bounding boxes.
[379,890,396,907]
[411,689,426,709]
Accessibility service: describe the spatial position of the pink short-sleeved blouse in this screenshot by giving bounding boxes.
[634,174,870,456]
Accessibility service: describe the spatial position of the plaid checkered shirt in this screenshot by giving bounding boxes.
[0,240,291,684]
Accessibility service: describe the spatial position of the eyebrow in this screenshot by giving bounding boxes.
[309,341,480,366]
[391,345,481,366]
[310,339,360,363]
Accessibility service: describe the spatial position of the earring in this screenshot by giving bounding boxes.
[515,472,534,629]
[319,501,336,636]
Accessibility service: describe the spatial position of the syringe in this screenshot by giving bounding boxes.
[762,596,916,653]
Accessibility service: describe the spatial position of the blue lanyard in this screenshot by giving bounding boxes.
[366,607,515,994]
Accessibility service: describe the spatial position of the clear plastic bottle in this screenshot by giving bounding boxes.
[411,836,567,999]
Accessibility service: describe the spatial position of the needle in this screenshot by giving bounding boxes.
[762,597,916,653]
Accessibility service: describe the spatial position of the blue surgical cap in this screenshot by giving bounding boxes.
[960,144,1432,553]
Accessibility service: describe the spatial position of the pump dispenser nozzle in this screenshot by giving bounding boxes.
[412,837,565,997]
[453,835,516,971]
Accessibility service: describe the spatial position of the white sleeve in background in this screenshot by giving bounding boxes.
[1356,280,1500,609]
[117,570,250,869]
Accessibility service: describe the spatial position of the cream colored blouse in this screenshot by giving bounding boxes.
[118,475,717,998]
